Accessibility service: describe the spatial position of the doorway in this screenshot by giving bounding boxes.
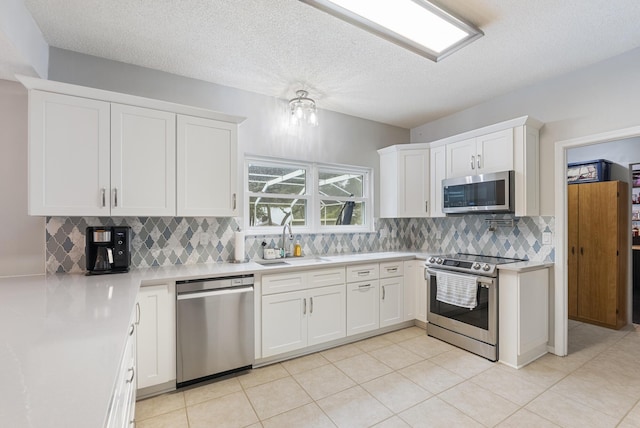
[554,127,640,356]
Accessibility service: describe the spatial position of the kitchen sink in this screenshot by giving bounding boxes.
[255,256,331,266]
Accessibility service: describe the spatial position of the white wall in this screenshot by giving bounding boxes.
[47,48,410,216]
[0,79,45,276]
[411,47,640,215]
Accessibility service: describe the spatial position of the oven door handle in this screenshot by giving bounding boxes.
[425,268,495,286]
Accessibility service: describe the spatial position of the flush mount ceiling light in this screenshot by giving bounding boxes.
[299,0,483,62]
[289,90,318,126]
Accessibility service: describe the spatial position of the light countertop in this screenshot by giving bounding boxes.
[497,260,554,273]
[0,251,416,428]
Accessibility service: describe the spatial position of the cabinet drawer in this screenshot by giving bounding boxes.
[346,264,379,282]
[379,261,404,278]
[262,272,307,295]
[308,267,345,288]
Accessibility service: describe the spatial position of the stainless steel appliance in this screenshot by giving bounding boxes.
[176,275,254,387]
[442,170,514,214]
[425,253,523,361]
[85,226,131,275]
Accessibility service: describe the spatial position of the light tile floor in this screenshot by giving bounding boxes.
[135,321,640,428]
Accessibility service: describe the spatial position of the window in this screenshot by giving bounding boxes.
[247,160,310,230]
[246,156,372,233]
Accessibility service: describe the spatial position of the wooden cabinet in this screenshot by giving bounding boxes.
[446,129,513,177]
[429,145,447,217]
[111,104,176,216]
[28,91,111,216]
[378,146,430,218]
[136,283,176,397]
[568,181,628,329]
[262,268,346,357]
[499,267,549,368]
[177,115,238,217]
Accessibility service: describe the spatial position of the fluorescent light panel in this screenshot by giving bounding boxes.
[300,0,483,61]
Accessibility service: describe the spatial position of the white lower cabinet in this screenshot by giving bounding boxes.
[136,282,176,395]
[380,276,404,328]
[415,264,427,324]
[499,268,549,368]
[262,290,308,357]
[261,268,346,358]
[106,311,136,428]
[346,280,380,336]
[307,285,346,346]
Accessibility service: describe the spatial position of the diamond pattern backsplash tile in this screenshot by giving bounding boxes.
[45,215,555,273]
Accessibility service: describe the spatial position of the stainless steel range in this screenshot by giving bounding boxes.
[424,253,524,361]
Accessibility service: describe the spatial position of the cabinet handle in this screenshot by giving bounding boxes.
[128,323,135,336]
[382,286,386,300]
[425,201,428,212]
[477,154,481,169]
[101,188,106,207]
[571,246,575,255]
[126,367,135,383]
[303,298,306,315]
[358,283,371,289]
[114,188,118,207]
[357,270,370,276]
[310,297,313,314]
[232,193,237,210]
[580,247,584,255]
[386,267,398,273]
[135,302,140,326]
[471,155,475,169]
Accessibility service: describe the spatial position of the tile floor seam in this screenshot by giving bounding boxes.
[616,396,640,427]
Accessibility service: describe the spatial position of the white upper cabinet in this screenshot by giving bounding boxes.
[20,76,244,217]
[378,146,430,218]
[446,129,513,177]
[29,91,111,216]
[429,145,446,217]
[111,104,176,216]
[177,115,238,217]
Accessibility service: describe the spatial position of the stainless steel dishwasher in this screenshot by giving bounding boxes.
[176,274,254,388]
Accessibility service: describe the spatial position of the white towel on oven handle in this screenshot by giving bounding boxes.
[435,271,479,309]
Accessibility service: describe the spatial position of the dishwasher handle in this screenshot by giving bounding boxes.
[177,286,253,300]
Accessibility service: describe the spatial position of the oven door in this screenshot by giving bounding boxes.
[426,268,497,345]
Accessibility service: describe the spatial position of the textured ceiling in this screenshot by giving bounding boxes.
[17,0,640,128]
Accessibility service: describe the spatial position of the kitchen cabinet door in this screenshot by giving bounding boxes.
[262,290,308,357]
[429,145,447,217]
[416,269,427,324]
[177,115,238,217]
[446,138,476,178]
[136,283,176,392]
[402,261,416,321]
[379,147,430,218]
[111,104,176,216]
[307,284,346,346]
[346,280,380,336]
[379,277,404,328]
[446,130,513,178]
[28,90,110,216]
[475,129,513,173]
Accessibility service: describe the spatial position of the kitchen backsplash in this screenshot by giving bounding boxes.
[45,215,554,273]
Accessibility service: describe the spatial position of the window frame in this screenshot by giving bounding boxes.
[245,156,374,234]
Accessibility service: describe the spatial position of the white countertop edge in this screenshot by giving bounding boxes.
[497,260,554,273]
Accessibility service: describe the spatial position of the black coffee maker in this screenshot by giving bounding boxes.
[85,226,132,275]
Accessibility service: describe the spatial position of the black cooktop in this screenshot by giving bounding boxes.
[438,253,526,265]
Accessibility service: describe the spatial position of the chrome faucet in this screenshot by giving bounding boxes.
[282,223,293,256]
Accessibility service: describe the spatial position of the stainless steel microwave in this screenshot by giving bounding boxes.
[442,170,514,214]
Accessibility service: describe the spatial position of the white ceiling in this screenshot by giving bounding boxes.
[14,0,640,128]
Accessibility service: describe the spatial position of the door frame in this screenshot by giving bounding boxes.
[554,124,640,356]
